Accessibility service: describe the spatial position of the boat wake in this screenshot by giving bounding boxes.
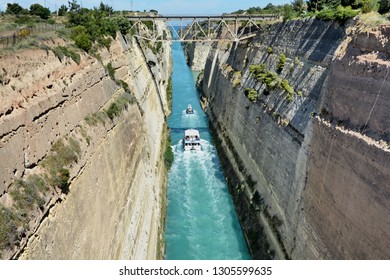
[165,140,251,260]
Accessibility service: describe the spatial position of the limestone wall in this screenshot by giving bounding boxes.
[184,41,212,71]
[196,18,390,259]
[0,29,172,259]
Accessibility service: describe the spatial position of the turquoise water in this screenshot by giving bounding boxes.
[164,41,251,260]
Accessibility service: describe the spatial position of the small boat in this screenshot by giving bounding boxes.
[183,129,201,151]
[186,104,194,114]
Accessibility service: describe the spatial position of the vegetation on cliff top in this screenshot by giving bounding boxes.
[233,1,390,23]
[1,1,133,54]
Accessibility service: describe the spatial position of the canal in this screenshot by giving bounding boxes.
[164,40,251,260]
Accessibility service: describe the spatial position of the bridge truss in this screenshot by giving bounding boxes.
[126,15,280,42]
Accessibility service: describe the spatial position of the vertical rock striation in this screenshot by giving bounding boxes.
[192,18,390,259]
[0,28,172,259]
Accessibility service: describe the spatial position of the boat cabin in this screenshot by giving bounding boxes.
[186,104,194,114]
[184,129,201,151]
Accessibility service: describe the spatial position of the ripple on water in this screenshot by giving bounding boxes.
[165,41,251,260]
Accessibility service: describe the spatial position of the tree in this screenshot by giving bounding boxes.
[283,4,297,21]
[378,0,390,13]
[341,0,356,5]
[328,0,342,8]
[360,0,379,12]
[114,17,132,35]
[307,0,342,11]
[292,0,308,13]
[98,2,113,16]
[6,3,24,14]
[30,4,51,19]
[264,3,276,10]
[58,4,68,16]
[68,0,81,12]
[307,0,324,11]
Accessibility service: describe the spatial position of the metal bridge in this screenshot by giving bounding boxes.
[126,14,280,42]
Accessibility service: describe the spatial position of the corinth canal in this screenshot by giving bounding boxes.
[164,40,251,260]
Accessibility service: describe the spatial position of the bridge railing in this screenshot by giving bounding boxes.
[126,14,281,42]
[125,14,280,20]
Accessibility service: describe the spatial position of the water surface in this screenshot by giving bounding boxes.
[164,41,251,260]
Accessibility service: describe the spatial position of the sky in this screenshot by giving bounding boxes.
[1,1,291,15]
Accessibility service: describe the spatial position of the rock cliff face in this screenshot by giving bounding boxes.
[193,18,390,259]
[184,41,212,71]
[0,28,171,259]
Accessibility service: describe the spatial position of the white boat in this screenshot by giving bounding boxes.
[186,104,194,114]
[183,129,201,151]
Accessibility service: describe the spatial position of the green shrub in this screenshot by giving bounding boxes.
[41,138,80,193]
[97,36,112,50]
[267,47,273,54]
[277,53,287,73]
[106,102,120,120]
[79,127,91,145]
[245,88,259,102]
[167,77,172,110]
[316,6,359,23]
[164,134,174,169]
[15,15,38,26]
[70,25,87,39]
[114,17,132,35]
[106,62,116,80]
[249,64,266,75]
[99,17,118,38]
[105,92,136,120]
[85,111,107,126]
[47,18,56,25]
[74,33,92,52]
[57,168,70,194]
[70,25,92,52]
[258,71,281,90]
[281,79,295,101]
[0,205,19,250]
[361,0,380,13]
[10,179,45,210]
[119,80,130,93]
[52,46,80,64]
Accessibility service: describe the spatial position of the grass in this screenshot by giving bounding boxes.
[41,137,80,194]
[164,133,174,170]
[106,62,116,80]
[167,77,173,111]
[52,46,81,64]
[106,92,137,120]
[355,11,390,31]
[85,111,107,126]
[0,205,20,251]
[79,127,91,145]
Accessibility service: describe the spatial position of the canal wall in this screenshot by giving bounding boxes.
[0,25,172,259]
[188,18,390,259]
